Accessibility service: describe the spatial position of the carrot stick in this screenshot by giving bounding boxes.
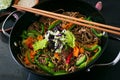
[37,35,43,40]
[73,46,79,57]
[79,47,84,54]
[54,53,60,60]
[24,55,30,65]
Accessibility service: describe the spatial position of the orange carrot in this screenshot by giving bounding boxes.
[54,53,60,60]
[30,51,36,56]
[24,55,30,65]
[24,37,34,45]
[62,23,73,29]
[62,17,84,29]
[73,46,79,57]
[23,36,34,49]
[37,35,43,41]
[30,50,37,62]
[79,47,84,54]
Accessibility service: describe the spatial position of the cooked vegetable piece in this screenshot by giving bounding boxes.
[64,30,76,48]
[66,53,73,65]
[53,70,67,75]
[34,53,54,75]
[37,35,43,41]
[85,17,103,38]
[48,61,55,68]
[91,46,102,61]
[21,30,40,39]
[78,61,87,69]
[33,39,47,51]
[80,46,102,68]
[54,53,60,60]
[23,36,34,49]
[85,44,99,51]
[76,54,87,66]
[73,46,79,57]
[48,20,62,30]
[24,52,31,65]
[91,28,103,37]
[39,23,45,35]
[62,23,73,29]
[27,50,36,64]
[79,47,85,54]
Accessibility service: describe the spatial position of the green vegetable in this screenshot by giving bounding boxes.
[64,30,76,48]
[34,53,66,75]
[76,54,87,66]
[45,57,55,68]
[45,58,50,64]
[88,46,102,67]
[27,30,40,36]
[21,31,28,39]
[53,70,67,76]
[48,20,62,30]
[33,39,48,51]
[21,30,40,39]
[27,51,43,64]
[91,28,103,37]
[38,23,45,35]
[48,61,55,68]
[85,16,92,21]
[85,44,99,51]
[27,51,35,64]
[79,46,102,69]
[38,64,54,75]
[34,53,54,75]
[78,61,87,69]
[91,46,102,60]
[41,23,44,35]
[85,17,103,38]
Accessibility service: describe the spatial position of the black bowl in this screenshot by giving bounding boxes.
[9,0,108,79]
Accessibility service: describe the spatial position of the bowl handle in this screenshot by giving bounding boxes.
[1,10,24,37]
[86,51,120,72]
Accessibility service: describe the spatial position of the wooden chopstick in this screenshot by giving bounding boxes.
[13,5,120,31]
[12,5,120,35]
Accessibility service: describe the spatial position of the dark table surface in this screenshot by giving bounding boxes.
[0,0,120,80]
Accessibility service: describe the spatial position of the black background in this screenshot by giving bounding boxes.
[0,0,120,80]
